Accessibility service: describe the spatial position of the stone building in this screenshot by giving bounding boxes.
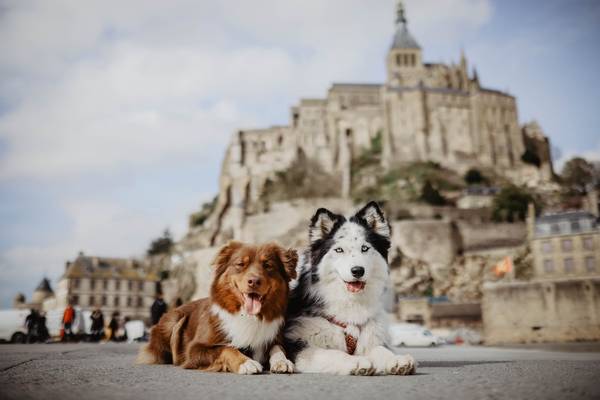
[188,0,554,249]
[529,210,599,278]
[54,252,159,320]
[482,207,600,344]
[12,278,54,311]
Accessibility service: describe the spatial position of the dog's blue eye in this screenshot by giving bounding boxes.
[361,245,370,252]
[334,247,343,253]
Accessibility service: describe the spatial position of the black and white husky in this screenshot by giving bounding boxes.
[284,201,416,375]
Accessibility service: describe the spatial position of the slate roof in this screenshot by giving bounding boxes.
[34,278,53,294]
[62,254,158,281]
[536,211,597,224]
[391,23,420,50]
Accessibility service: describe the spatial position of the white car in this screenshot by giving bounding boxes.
[0,309,29,343]
[389,324,444,347]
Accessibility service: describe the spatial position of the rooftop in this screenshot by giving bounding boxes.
[391,1,420,50]
[536,211,597,224]
[535,211,599,238]
[391,23,420,50]
[62,253,159,281]
[34,278,54,294]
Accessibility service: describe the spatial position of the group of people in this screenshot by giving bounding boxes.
[21,294,180,344]
[59,304,130,342]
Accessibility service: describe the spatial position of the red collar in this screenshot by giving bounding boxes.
[326,317,359,355]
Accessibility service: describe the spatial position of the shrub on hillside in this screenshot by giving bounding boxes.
[420,181,447,206]
[491,185,536,222]
[147,230,174,256]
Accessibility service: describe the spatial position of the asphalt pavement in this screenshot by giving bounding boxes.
[1,342,599,400]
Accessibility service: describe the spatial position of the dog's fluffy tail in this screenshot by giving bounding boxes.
[135,313,188,365]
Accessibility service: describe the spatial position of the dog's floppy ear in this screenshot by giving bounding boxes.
[309,208,344,244]
[213,241,243,273]
[352,201,391,239]
[278,247,298,282]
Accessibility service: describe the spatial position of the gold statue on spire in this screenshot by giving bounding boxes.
[396,0,407,25]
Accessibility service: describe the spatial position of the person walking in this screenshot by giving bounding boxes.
[90,308,104,342]
[150,294,167,326]
[25,309,39,343]
[62,302,75,342]
[38,311,49,343]
[108,311,121,342]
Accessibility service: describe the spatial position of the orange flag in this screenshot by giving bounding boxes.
[493,256,513,277]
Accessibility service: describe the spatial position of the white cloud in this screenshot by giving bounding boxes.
[0,0,494,306]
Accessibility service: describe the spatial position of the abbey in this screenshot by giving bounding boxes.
[192,1,554,247]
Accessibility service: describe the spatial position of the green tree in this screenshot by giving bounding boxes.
[491,185,535,222]
[561,157,595,194]
[420,181,446,206]
[147,229,174,256]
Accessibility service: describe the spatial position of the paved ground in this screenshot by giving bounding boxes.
[1,343,599,400]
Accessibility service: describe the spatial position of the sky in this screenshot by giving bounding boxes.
[1,0,599,308]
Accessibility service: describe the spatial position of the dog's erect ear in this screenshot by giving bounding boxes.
[309,208,344,244]
[278,247,298,282]
[353,201,390,239]
[213,241,243,272]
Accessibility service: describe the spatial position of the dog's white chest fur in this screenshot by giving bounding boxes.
[212,305,282,350]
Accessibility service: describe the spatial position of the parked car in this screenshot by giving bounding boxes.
[443,328,483,345]
[389,323,444,347]
[0,309,29,343]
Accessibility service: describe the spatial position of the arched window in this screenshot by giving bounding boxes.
[411,54,416,66]
[396,54,402,66]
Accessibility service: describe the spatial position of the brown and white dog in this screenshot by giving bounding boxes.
[137,241,298,374]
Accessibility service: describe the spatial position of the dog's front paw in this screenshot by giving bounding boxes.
[237,359,263,375]
[385,354,416,375]
[270,358,295,374]
[350,356,376,376]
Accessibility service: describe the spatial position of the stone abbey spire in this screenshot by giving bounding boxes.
[387,0,422,82]
[391,0,420,50]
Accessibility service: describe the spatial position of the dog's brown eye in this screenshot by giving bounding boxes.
[263,262,271,269]
[361,245,370,253]
[334,247,343,253]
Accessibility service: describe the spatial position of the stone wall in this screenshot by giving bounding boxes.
[458,221,526,252]
[390,220,460,278]
[482,278,600,344]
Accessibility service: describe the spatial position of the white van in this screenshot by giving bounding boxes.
[0,309,29,343]
[389,323,444,347]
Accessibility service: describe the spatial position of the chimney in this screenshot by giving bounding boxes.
[65,261,71,271]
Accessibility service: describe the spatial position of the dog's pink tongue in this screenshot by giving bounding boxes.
[244,295,262,315]
[346,281,366,293]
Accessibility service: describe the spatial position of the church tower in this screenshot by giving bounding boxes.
[386,0,422,84]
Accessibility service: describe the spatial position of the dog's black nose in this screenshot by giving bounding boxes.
[247,276,261,288]
[351,266,365,278]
